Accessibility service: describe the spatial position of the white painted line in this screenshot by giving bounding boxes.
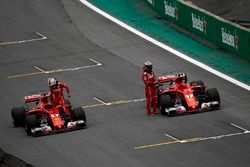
[7,58,102,78]
[63,58,102,72]
[0,32,47,46]
[198,131,250,141]
[34,66,47,73]
[79,0,250,91]
[181,123,250,144]
[230,123,249,132]
[136,123,250,149]
[89,58,102,66]
[82,97,146,108]
[35,32,48,40]
[123,98,146,103]
[93,97,106,105]
[164,133,179,141]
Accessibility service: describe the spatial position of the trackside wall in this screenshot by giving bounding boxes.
[142,0,250,60]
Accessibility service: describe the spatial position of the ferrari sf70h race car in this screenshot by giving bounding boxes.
[158,72,220,116]
[11,92,86,136]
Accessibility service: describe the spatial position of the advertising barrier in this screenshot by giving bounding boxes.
[142,0,250,60]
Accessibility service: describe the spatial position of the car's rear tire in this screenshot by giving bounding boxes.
[160,95,172,116]
[11,107,26,127]
[73,107,86,123]
[25,115,37,136]
[207,88,220,104]
[190,80,204,86]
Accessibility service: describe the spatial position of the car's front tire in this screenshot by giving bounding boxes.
[160,95,172,116]
[207,88,220,109]
[207,88,220,103]
[73,107,87,127]
[25,115,37,136]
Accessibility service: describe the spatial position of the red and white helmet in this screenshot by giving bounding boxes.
[48,78,58,89]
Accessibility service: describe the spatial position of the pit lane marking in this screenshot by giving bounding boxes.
[93,97,106,105]
[135,137,201,150]
[82,97,146,109]
[231,123,249,132]
[164,133,179,141]
[34,66,47,73]
[135,123,250,150]
[7,58,102,79]
[0,32,47,46]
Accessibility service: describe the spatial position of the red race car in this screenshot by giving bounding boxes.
[158,72,220,116]
[11,92,86,136]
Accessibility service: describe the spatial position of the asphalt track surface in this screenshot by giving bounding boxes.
[0,0,250,167]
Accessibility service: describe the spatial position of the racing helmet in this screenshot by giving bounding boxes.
[48,78,58,89]
[143,61,153,72]
[175,76,183,84]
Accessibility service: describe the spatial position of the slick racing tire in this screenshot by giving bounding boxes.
[11,107,26,127]
[160,95,172,116]
[25,115,37,136]
[190,80,204,86]
[73,107,87,123]
[207,88,220,104]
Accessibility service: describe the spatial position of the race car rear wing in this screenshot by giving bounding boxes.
[158,72,187,83]
[24,92,49,103]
